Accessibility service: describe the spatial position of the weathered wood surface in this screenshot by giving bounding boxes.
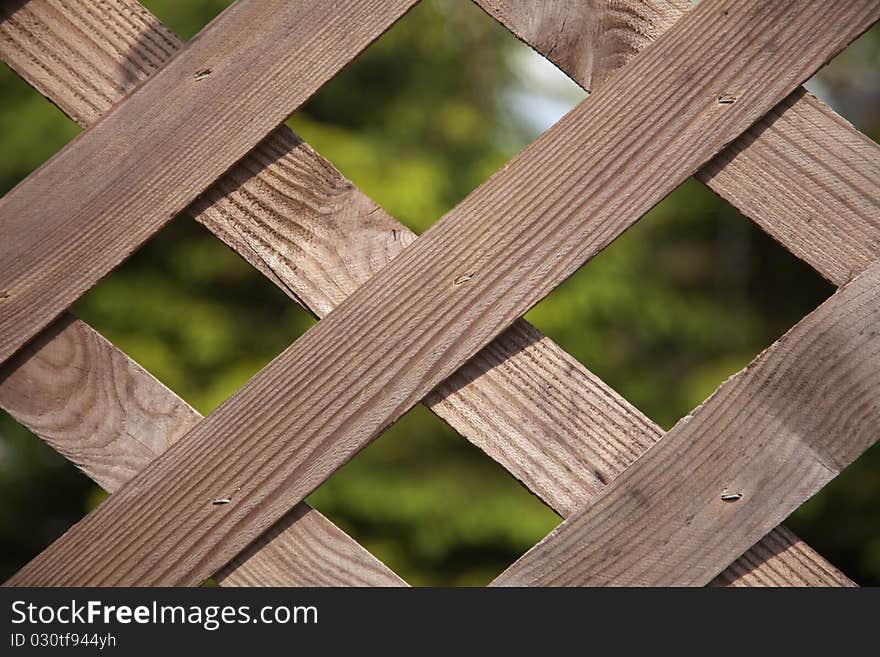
[494,259,880,585]
[700,89,880,286]
[475,0,690,91]
[0,0,287,294]
[1,0,844,585]
[709,526,852,588]
[7,0,873,586]
[475,0,880,286]
[0,0,409,587]
[0,0,417,364]
[0,314,404,586]
[429,322,855,587]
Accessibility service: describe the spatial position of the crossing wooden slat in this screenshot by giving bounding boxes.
[6,0,873,586]
[0,0,418,365]
[474,0,880,286]
[0,0,410,588]
[0,313,405,586]
[494,259,880,586]
[0,0,292,293]
[699,89,880,286]
[1,0,843,586]
[427,321,855,587]
[709,526,852,588]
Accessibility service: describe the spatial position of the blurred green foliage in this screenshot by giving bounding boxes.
[0,0,878,585]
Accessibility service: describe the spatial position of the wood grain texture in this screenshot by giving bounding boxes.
[0,0,418,364]
[474,0,690,91]
[709,526,852,588]
[1,0,860,590]
[143,0,852,587]
[0,0,293,295]
[699,89,880,286]
[0,0,844,586]
[476,0,880,286]
[7,0,873,586]
[0,313,404,586]
[0,0,409,587]
[494,259,880,586]
[425,321,853,587]
[477,0,879,582]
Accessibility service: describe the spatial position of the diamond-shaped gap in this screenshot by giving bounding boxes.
[0,62,80,195]
[286,0,586,234]
[1,0,581,588]
[307,405,560,586]
[525,177,834,431]
[524,180,880,585]
[73,216,315,416]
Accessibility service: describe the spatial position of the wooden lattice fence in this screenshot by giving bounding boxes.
[0,0,879,586]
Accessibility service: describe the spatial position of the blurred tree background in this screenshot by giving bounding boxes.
[0,0,878,585]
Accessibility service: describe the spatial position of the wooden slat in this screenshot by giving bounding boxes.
[474,0,880,287]
[0,0,418,364]
[0,313,405,586]
[1,0,840,586]
[6,0,873,586]
[475,0,880,584]
[426,322,853,587]
[709,526,852,588]
[494,259,880,586]
[0,0,409,588]
[699,89,880,286]
[474,0,690,92]
[478,0,880,583]
[0,0,291,293]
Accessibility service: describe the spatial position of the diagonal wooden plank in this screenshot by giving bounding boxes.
[1,0,842,585]
[6,0,874,586]
[699,88,880,286]
[0,0,418,365]
[0,314,405,586]
[709,525,853,588]
[475,0,880,287]
[494,259,880,586]
[0,0,291,295]
[0,0,406,588]
[425,322,853,587]
[474,0,690,92]
[476,0,880,582]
